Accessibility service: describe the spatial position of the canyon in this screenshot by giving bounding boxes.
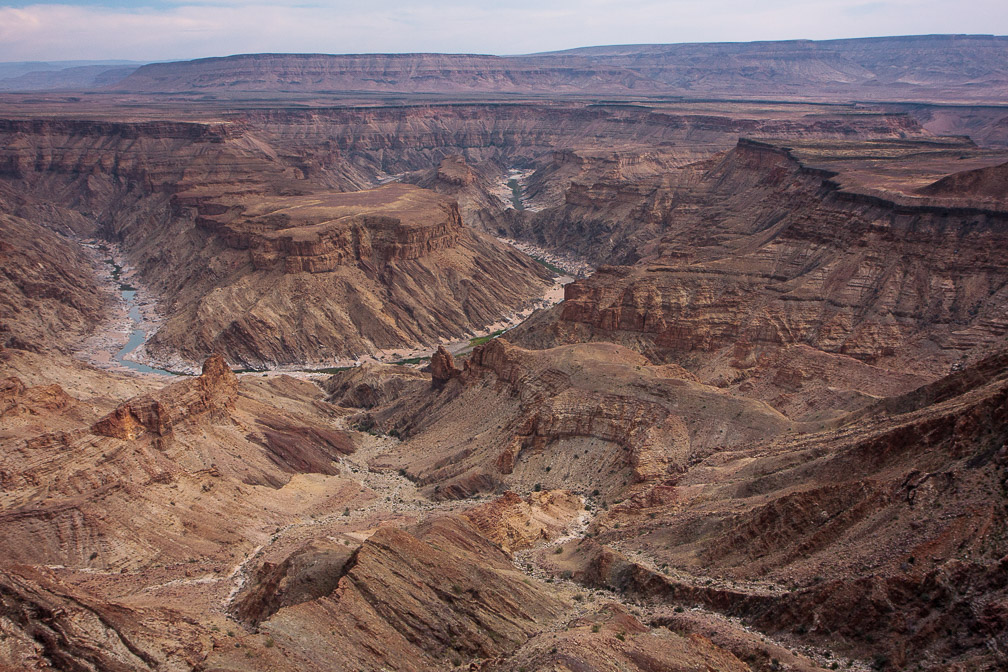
[1,36,1007,672]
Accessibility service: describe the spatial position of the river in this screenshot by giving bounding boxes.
[89,251,177,376]
[113,288,175,375]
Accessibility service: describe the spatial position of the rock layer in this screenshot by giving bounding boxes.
[510,137,1008,417]
[110,37,1008,103]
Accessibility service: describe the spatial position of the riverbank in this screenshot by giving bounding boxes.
[491,168,539,212]
[237,265,574,380]
[75,240,174,377]
[74,235,579,380]
[496,236,594,278]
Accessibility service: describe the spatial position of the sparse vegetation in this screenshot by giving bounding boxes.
[469,329,505,347]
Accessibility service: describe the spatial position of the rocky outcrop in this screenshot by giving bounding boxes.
[91,354,237,439]
[322,362,428,408]
[251,412,354,475]
[460,489,583,553]
[232,539,356,626]
[429,345,461,389]
[0,377,74,418]
[360,338,789,499]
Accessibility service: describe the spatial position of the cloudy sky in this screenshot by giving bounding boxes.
[0,0,1006,62]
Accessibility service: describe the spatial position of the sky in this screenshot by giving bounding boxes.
[0,0,1006,63]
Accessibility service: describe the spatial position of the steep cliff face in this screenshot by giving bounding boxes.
[241,103,928,182]
[188,183,464,274]
[0,118,269,210]
[511,138,1008,418]
[0,115,555,366]
[144,218,551,368]
[91,354,239,440]
[0,212,111,353]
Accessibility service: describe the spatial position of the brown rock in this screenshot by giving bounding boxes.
[251,511,566,670]
[91,353,237,439]
[430,345,461,389]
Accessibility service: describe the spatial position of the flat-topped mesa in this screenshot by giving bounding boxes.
[435,155,476,186]
[193,183,464,273]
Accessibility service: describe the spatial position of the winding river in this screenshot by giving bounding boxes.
[103,257,176,376]
[114,289,173,375]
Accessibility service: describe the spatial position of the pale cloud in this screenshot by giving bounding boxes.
[0,1,1004,62]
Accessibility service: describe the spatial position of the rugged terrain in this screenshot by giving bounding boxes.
[2,36,1008,672]
[505,136,1008,421]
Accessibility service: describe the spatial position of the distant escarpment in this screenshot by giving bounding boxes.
[110,36,1008,102]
